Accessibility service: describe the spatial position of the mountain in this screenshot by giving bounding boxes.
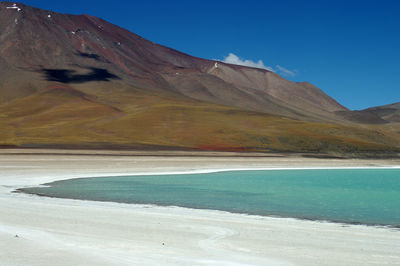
[0,2,399,154]
[361,103,400,123]
[335,102,400,124]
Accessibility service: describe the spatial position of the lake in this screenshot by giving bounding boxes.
[21,169,400,227]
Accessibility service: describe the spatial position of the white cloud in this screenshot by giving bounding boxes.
[276,65,297,77]
[217,53,298,78]
[220,53,274,71]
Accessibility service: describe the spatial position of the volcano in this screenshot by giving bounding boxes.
[0,2,399,154]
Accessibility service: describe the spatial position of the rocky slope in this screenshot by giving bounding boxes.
[0,2,399,153]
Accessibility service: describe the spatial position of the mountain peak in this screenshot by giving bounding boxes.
[1,2,398,153]
[0,2,347,118]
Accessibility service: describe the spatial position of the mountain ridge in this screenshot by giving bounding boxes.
[0,2,399,154]
[0,1,347,119]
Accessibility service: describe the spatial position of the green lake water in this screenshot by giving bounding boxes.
[21,169,400,227]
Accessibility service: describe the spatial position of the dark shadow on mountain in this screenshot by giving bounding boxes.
[41,67,120,83]
[75,52,101,61]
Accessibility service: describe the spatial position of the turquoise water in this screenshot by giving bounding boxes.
[22,169,400,227]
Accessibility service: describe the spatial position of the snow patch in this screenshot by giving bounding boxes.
[7,3,21,12]
[14,18,18,24]
[71,31,76,35]
[214,62,218,68]
[47,14,51,18]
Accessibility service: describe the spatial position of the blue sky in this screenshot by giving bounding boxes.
[21,0,399,110]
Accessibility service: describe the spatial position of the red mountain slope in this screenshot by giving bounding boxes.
[0,2,399,154]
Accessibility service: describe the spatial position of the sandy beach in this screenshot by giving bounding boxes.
[1,149,400,266]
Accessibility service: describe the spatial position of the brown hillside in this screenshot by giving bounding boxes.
[0,2,399,154]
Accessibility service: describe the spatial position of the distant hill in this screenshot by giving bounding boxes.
[0,2,399,154]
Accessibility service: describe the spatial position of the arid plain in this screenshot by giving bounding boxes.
[1,150,399,265]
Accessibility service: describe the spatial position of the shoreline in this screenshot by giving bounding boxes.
[1,152,400,265]
[12,165,400,189]
[1,147,400,159]
[17,189,400,230]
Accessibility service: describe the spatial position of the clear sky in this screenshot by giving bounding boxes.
[20,0,399,110]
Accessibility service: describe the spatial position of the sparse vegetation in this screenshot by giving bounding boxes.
[1,86,399,155]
